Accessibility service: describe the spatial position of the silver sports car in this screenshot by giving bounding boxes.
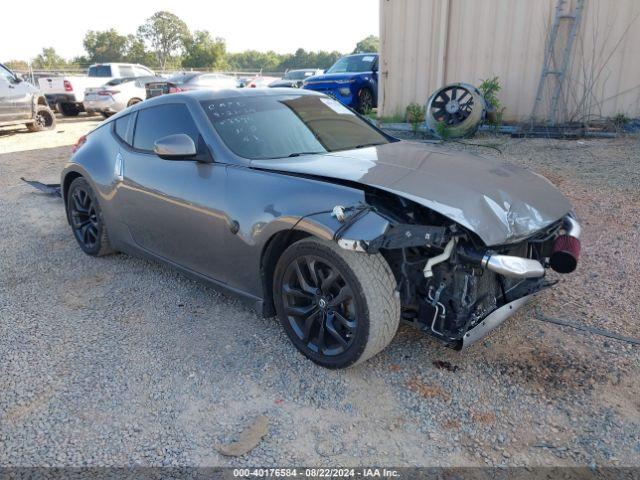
[62,88,581,369]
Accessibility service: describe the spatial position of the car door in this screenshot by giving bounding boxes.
[117,102,230,280]
[11,78,34,120]
[0,64,22,121]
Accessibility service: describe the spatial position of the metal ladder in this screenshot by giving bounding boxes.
[531,0,586,125]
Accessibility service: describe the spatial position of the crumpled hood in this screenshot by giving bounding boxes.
[251,141,572,246]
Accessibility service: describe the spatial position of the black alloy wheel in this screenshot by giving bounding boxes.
[274,238,401,369]
[66,177,114,256]
[429,85,474,125]
[70,186,99,250]
[35,110,53,129]
[281,254,358,357]
[358,88,374,113]
[27,106,56,132]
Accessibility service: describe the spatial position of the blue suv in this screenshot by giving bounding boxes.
[302,54,378,113]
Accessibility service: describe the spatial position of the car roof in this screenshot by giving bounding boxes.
[126,87,325,112]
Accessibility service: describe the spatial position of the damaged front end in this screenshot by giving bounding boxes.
[331,193,581,348]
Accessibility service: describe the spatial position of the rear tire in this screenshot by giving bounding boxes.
[59,102,80,117]
[66,177,115,257]
[26,106,56,132]
[274,238,400,369]
[127,98,142,107]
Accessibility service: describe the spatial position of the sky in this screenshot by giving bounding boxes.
[1,0,379,61]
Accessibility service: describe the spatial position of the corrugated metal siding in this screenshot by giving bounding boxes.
[379,0,640,121]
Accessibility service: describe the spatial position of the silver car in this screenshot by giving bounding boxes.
[83,76,161,117]
[61,88,581,369]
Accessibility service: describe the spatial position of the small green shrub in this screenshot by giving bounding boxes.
[611,113,630,130]
[435,121,451,140]
[406,102,426,132]
[479,76,505,125]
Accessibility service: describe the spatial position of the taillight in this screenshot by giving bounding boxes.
[168,86,182,94]
[72,135,87,154]
[64,80,73,92]
[250,84,256,88]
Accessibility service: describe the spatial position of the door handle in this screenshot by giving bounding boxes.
[114,152,124,181]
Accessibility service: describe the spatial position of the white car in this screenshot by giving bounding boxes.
[83,76,161,117]
[245,76,280,88]
[38,63,155,116]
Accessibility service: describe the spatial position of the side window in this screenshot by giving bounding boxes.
[88,65,112,77]
[134,76,155,88]
[119,66,135,77]
[113,114,131,145]
[132,103,200,153]
[134,67,153,77]
[0,64,15,83]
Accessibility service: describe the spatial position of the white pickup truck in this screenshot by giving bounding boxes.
[38,63,155,116]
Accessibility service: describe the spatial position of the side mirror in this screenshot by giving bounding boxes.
[12,76,23,84]
[153,134,197,159]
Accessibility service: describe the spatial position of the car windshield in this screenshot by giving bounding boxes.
[167,73,199,85]
[284,70,312,80]
[201,94,389,160]
[326,55,377,74]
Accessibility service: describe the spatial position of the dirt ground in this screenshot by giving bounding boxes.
[0,116,638,467]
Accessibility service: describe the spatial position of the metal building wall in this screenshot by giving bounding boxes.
[379,0,640,121]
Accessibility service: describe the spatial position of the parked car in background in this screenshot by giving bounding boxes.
[269,69,323,88]
[0,62,55,132]
[245,76,280,88]
[38,63,155,116]
[144,72,238,99]
[303,53,378,112]
[83,76,162,117]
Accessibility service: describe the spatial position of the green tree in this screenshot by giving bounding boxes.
[4,60,29,71]
[227,50,281,72]
[182,31,227,69]
[71,55,90,67]
[124,35,157,67]
[353,35,379,54]
[83,29,129,63]
[32,48,69,70]
[137,11,189,70]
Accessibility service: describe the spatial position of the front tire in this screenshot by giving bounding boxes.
[27,106,56,132]
[66,177,115,256]
[357,88,374,114]
[274,238,400,369]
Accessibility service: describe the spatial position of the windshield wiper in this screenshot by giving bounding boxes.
[287,151,324,157]
[354,142,385,149]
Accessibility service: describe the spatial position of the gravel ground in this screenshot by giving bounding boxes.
[1,118,639,467]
